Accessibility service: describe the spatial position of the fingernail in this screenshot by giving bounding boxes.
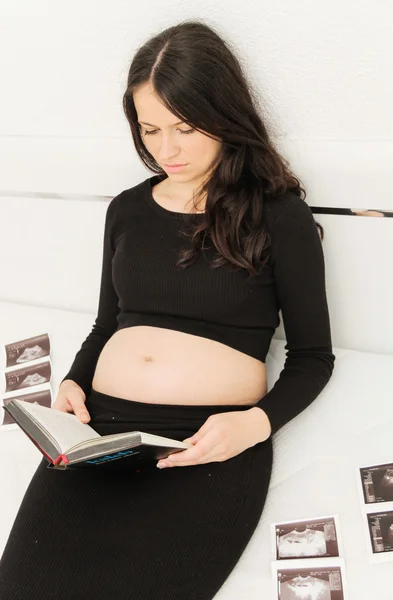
[81,413,90,421]
[157,462,167,469]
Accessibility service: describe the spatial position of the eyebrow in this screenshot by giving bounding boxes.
[138,120,185,127]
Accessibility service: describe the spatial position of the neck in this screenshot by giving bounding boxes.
[163,174,207,212]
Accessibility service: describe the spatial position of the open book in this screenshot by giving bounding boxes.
[3,399,191,470]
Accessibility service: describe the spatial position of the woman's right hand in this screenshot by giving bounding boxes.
[52,380,91,423]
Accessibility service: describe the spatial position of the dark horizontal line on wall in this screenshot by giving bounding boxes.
[310,207,393,217]
[0,190,392,217]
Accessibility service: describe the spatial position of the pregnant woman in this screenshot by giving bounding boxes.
[0,19,335,600]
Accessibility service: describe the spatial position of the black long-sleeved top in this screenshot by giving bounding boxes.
[61,174,335,436]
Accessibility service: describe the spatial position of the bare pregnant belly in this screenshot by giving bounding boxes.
[91,326,268,406]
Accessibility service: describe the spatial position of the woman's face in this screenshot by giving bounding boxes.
[133,81,222,183]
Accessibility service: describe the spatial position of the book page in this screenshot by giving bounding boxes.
[18,400,100,453]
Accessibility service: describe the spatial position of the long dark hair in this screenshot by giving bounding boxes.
[122,19,323,277]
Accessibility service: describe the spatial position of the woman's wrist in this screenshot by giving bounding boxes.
[60,379,80,390]
[246,406,272,443]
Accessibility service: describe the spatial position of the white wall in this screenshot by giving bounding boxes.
[0,1,392,352]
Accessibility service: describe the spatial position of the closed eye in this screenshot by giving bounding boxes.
[143,129,194,135]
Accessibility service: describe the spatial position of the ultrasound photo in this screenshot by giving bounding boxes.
[366,510,393,556]
[360,462,393,504]
[273,564,346,600]
[2,359,52,393]
[3,333,51,368]
[272,516,341,560]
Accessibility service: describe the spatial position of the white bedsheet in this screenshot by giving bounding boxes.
[0,300,392,599]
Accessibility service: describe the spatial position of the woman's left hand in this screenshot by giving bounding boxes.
[156,407,271,469]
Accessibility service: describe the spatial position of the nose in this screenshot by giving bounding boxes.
[156,134,182,163]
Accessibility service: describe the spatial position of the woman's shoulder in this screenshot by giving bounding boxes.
[264,189,315,232]
[106,177,151,223]
[264,188,309,214]
[110,178,148,207]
